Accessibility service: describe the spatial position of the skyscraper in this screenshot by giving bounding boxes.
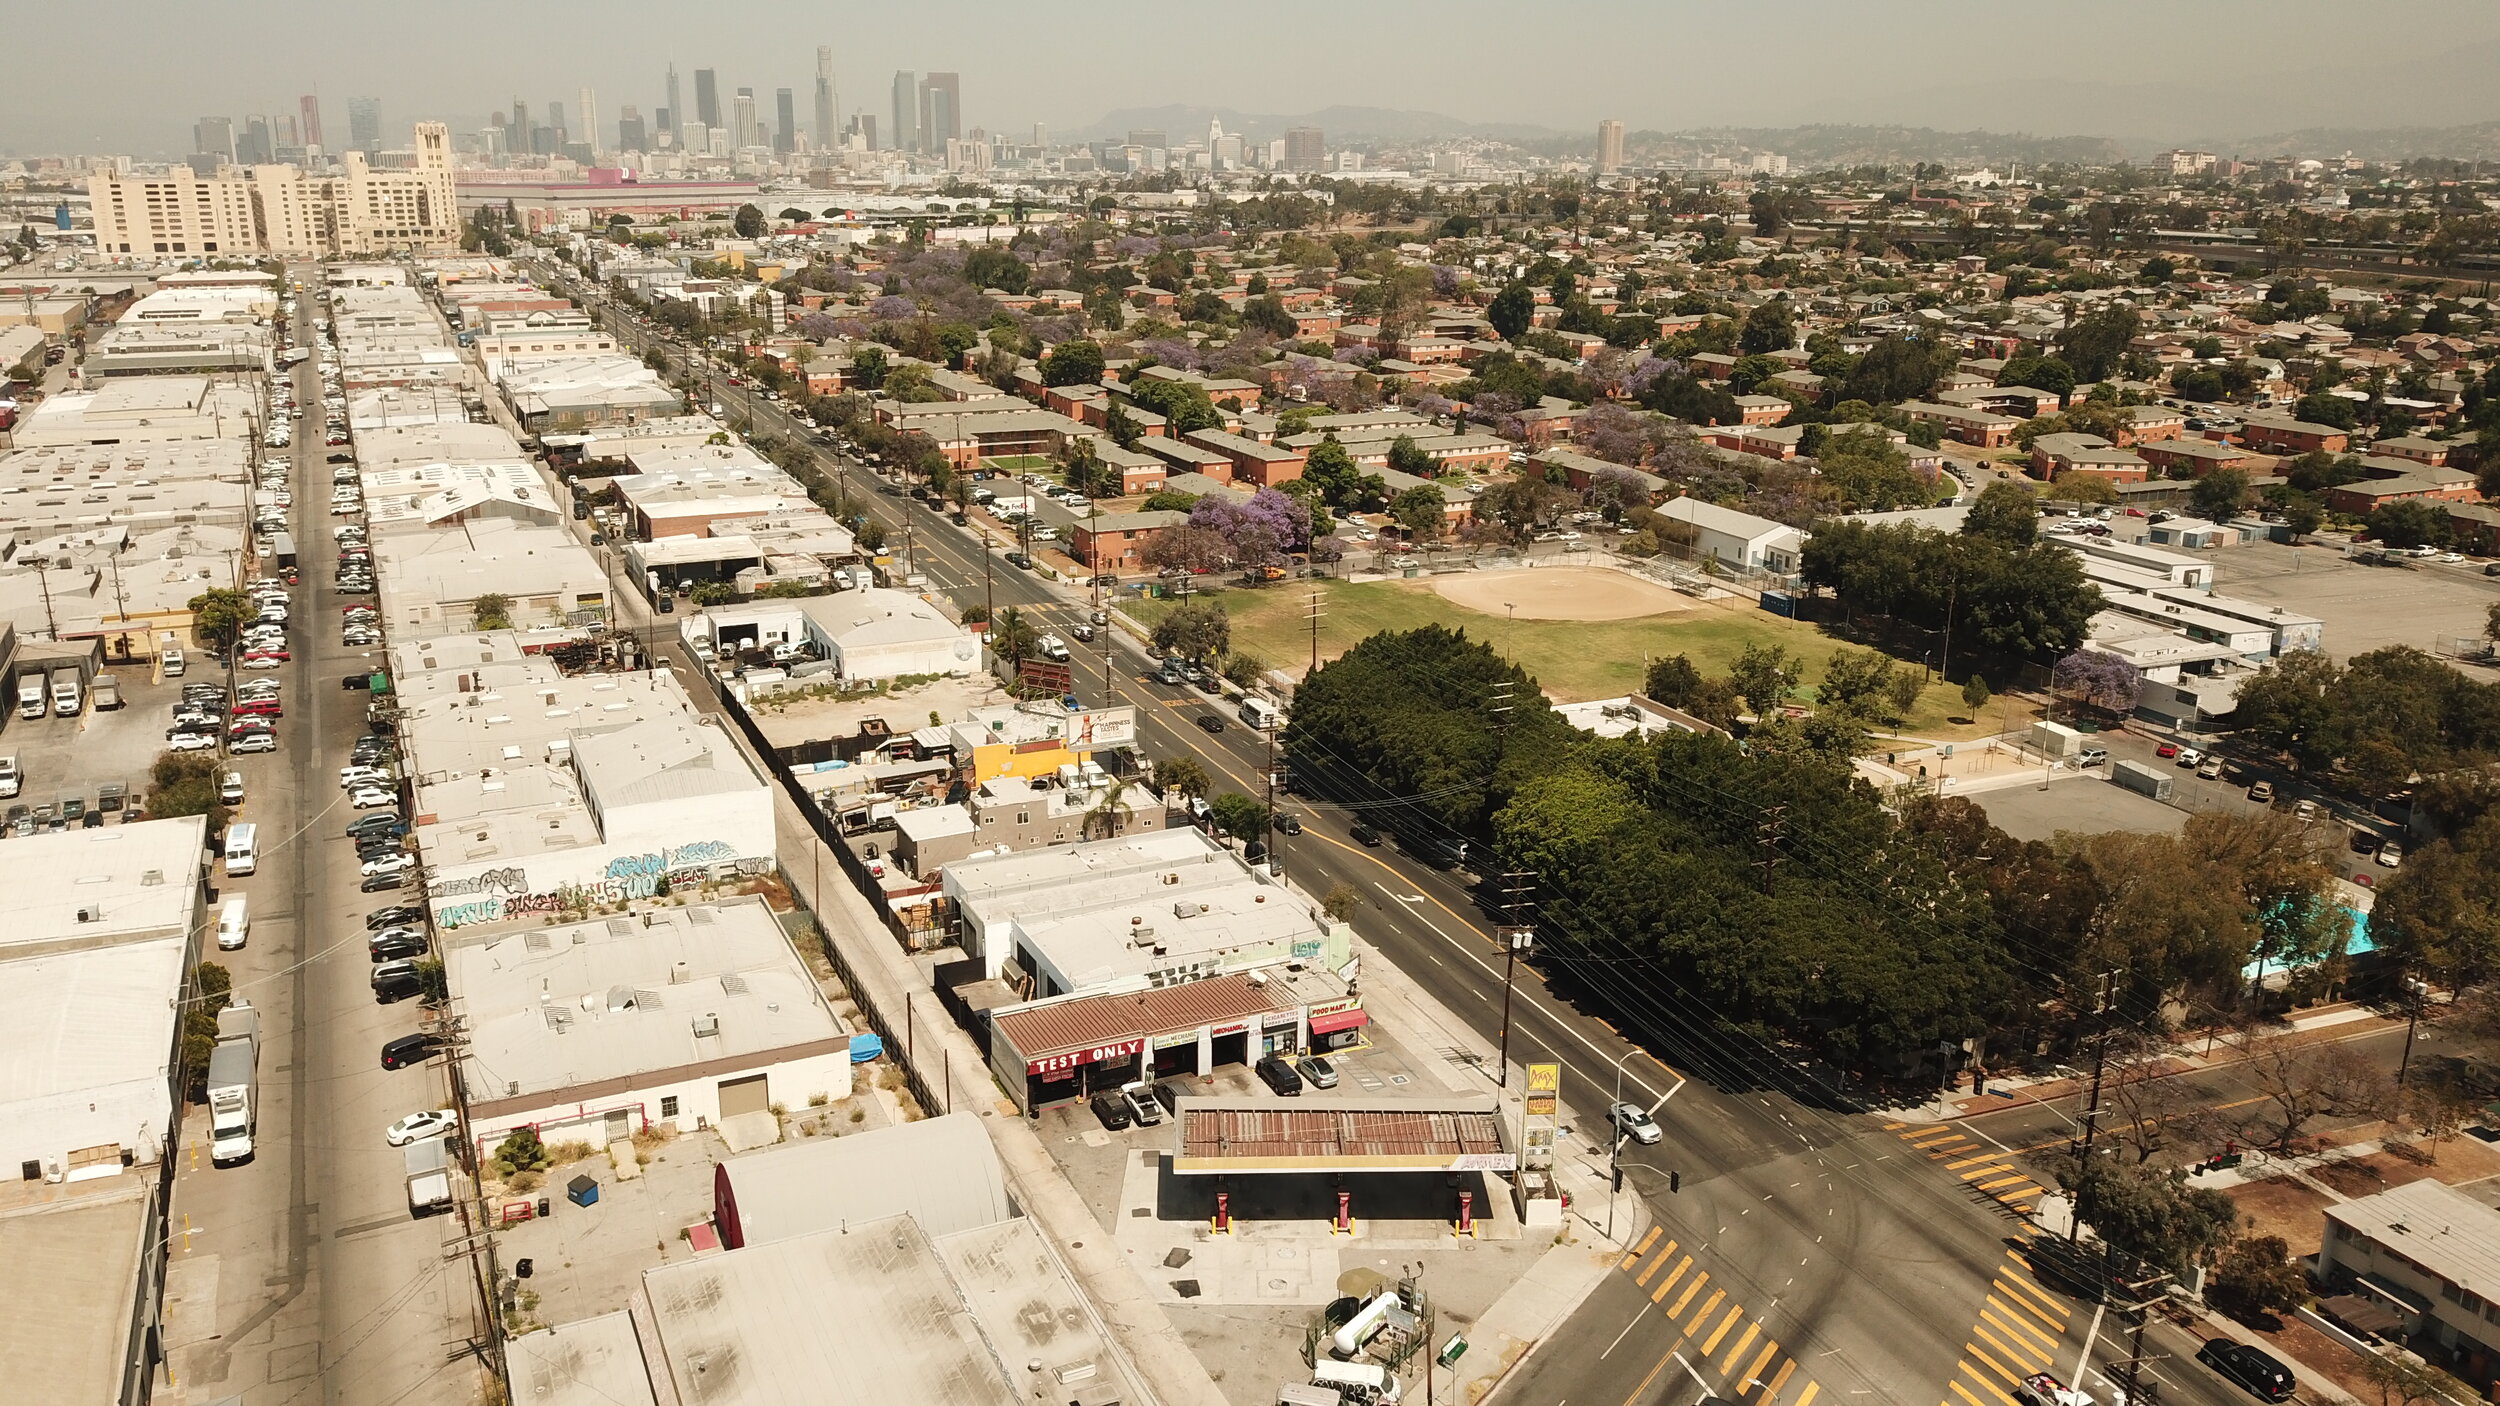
[775,88,796,154]
[238,116,273,165]
[889,70,917,155]
[348,97,382,157]
[732,88,757,149]
[577,87,600,158]
[694,68,720,129]
[299,94,325,151]
[920,72,960,153]
[618,106,646,153]
[1282,126,1325,173]
[1596,118,1624,174]
[664,65,682,139]
[813,47,837,155]
[193,116,235,162]
[509,97,528,154]
[548,100,567,149]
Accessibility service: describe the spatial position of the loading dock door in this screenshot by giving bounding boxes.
[717,1073,771,1119]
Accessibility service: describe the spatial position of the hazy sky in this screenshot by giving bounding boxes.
[10,0,2499,156]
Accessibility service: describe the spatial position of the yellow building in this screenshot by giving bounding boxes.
[944,703,1135,785]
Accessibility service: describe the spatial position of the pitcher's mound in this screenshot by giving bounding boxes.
[1429,565,1692,622]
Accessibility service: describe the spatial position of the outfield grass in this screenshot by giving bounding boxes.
[1131,576,2036,743]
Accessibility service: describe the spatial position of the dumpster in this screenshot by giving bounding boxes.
[566,1173,600,1208]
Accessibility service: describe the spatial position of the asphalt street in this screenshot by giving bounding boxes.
[557,266,2282,1406]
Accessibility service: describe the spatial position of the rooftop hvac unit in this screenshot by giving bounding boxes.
[75,906,99,923]
[692,1013,719,1039]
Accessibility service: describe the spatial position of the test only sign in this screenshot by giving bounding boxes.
[1027,1039,1144,1077]
[1521,1063,1561,1172]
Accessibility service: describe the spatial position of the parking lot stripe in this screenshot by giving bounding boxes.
[1667,1273,1711,1320]
[1622,1226,1661,1270]
[1650,1257,1694,1303]
[1700,1302,1745,1355]
[1636,1240,1679,1286]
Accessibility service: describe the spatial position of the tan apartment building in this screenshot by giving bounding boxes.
[91,122,458,259]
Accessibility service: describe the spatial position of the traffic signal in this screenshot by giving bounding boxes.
[1669,1170,1681,1194]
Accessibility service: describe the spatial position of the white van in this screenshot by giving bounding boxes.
[220,771,246,805]
[162,646,187,678]
[216,896,251,951]
[1239,696,1283,731]
[223,822,259,877]
[0,755,17,799]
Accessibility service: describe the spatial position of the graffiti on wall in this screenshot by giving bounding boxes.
[430,841,770,927]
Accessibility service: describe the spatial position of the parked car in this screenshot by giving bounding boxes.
[2377,843,2403,869]
[1255,1054,1305,1096]
[1296,1055,1340,1090]
[1120,1082,1164,1126]
[365,902,425,928]
[1350,821,1381,847]
[385,1109,457,1147]
[379,1032,440,1069]
[2155,742,2180,759]
[1273,813,1303,836]
[1089,1092,1134,1131]
[2247,780,2276,803]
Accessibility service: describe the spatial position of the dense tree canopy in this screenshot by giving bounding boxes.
[1801,520,2103,663]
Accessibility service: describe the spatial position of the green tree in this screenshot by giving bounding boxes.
[1208,792,1271,844]
[1960,675,1993,714]
[732,204,765,239]
[2061,306,2141,383]
[961,245,1031,294]
[1103,403,1142,450]
[1320,882,1365,925]
[1150,599,1231,661]
[1962,480,2039,548]
[1818,429,1929,512]
[1818,647,1900,718]
[849,345,889,390]
[1729,642,1798,717]
[2189,468,2250,524]
[2365,498,2450,549]
[1644,655,1703,706]
[988,606,1039,666]
[1385,435,1435,480]
[187,588,254,649]
[493,1126,551,1177]
[1241,295,1297,340]
[1389,485,1447,540]
[2279,494,2324,542]
[1156,755,1211,801]
[470,592,515,630]
[1736,299,1795,357]
[2060,1156,2237,1276]
[1040,338,1105,388]
[1883,670,1925,727]
[2209,1235,2309,1318]
[1487,282,1536,342]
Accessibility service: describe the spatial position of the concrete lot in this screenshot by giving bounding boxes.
[2167,534,2500,665]
[1973,773,2189,843]
[0,664,184,817]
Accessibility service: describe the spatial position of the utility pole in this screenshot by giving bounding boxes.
[1495,871,1536,1089]
[1261,719,1279,879]
[2068,967,2120,1242]
[2396,974,2429,1087]
[1752,803,1788,894]
[1305,590,1324,674]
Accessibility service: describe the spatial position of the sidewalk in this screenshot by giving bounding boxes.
[1905,1001,2406,1124]
[1350,936,1652,1405]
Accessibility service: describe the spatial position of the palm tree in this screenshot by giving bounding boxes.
[1081,774,1131,841]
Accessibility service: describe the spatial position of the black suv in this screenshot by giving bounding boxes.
[370,929,429,961]
[1089,1092,1134,1130]
[1255,1054,1305,1096]
[366,903,426,930]
[379,1032,439,1069]
[2196,1339,2294,1402]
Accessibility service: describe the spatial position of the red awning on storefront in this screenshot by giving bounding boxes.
[1308,1006,1369,1036]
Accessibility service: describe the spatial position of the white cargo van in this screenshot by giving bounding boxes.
[162,646,187,678]
[0,756,17,798]
[1240,697,1283,731]
[216,896,251,950]
[223,822,259,877]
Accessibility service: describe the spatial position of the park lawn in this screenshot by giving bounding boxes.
[981,453,1053,472]
[1131,577,2036,744]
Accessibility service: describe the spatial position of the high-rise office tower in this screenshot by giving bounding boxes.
[577,87,600,157]
[813,47,837,154]
[1032,122,1048,148]
[349,97,382,157]
[548,100,567,149]
[854,114,877,151]
[238,116,273,165]
[775,88,796,154]
[193,116,235,162]
[279,113,299,148]
[1126,129,1167,150]
[730,88,756,148]
[889,71,917,154]
[509,98,527,152]
[299,94,325,150]
[920,72,960,154]
[1283,126,1325,172]
[694,68,720,129]
[618,106,646,153]
[1596,118,1624,174]
[664,64,682,138]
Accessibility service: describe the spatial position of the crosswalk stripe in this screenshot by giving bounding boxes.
[1945,1151,2004,1169]
[1740,1338,1779,1389]
[1759,1357,1797,1403]
[1700,1303,1746,1354]
[1883,1121,1907,1130]
[1668,1272,1711,1320]
[1636,1240,1679,1286]
[1651,1257,1694,1303]
[1959,1163,2015,1182]
[1976,1174,2032,1191]
[1988,1293,2060,1342]
[1927,1140,1978,1156]
[1720,1320,1762,1373]
[1963,1339,2024,1386]
[1904,1127,1961,1144]
[1980,1290,2060,1350]
[1948,1377,1998,1406]
[1972,1323,2041,1375]
[1622,1226,1661,1270]
[1793,1384,1819,1406]
[1991,1279,2062,1328]
[1995,1271,2068,1321]
[1684,1287,1726,1333]
[1960,1361,2019,1406]
[1979,1309,2052,1360]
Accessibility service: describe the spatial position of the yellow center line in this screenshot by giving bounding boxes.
[1667,1272,1712,1320]
[1636,1241,1680,1286]
[1719,1320,1762,1374]
[1622,1226,1662,1270]
[1700,1302,1746,1355]
[1650,1256,1694,1303]
[1758,1357,1797,1403]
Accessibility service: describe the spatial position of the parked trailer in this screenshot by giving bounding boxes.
[2110,759,2174,803]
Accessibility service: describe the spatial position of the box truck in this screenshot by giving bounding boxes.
[404,1136,454,1216]
[17,674,46,719]
[90,673,121,710]
[206,1000,259,1166]
[49,667,81,717]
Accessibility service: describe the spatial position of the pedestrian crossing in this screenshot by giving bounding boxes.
[1884,1121,2052,1218]
[1615,1228,1820,1405]
[1937,1244,2076,1406]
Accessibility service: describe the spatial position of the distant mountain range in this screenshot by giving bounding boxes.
[1080,104,2500,168]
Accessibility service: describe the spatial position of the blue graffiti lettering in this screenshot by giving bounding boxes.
[667,839,736,868]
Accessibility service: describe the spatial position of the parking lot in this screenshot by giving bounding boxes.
[2157,533,2500,665]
